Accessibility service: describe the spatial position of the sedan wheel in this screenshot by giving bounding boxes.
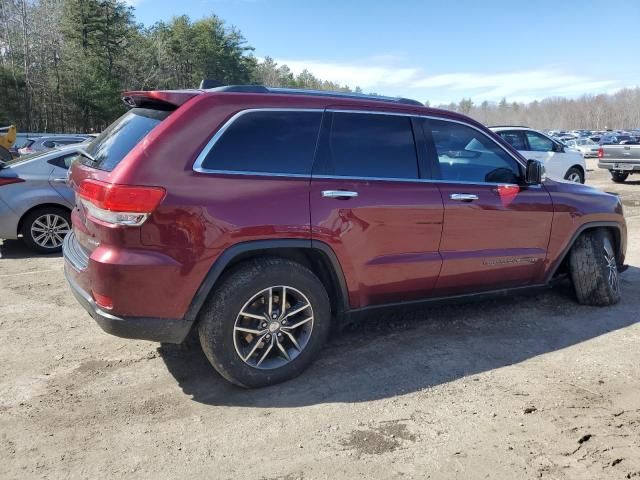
[31,213,70,249]
[21,207,71,254]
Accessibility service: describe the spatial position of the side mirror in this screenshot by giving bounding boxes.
[552,143,564,153]
[525,159,543,185]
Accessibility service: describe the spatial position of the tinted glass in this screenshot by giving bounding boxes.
[48,154,76,170]
[429,119,521,184]
[201,111,322,175]
[497,131,527,150]
[326,112,418,179]
[82,108,171,171]
[525,131,554,152]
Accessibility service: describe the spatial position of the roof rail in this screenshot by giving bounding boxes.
[204,84,424,107]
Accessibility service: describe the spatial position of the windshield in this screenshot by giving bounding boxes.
[81,108,171,171]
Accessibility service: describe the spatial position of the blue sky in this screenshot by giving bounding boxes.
[128,0,640,104]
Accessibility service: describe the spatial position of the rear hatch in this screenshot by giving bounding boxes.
[68,90,200,255]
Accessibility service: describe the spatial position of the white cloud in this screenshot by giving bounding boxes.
[273,57,621,104]
[275,58,419,90]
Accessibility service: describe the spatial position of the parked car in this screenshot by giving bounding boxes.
[18,135,89,155]
[598,135,634,145]
[9,133,39,157]
[565,138,601,158]
[0,146,79,253]
[63,86,627,387]
[598,144,640,182]
[490,126,587,183]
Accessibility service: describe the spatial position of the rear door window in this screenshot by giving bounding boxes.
[317,112,418,179]
[82,108,171,171]
[497,131,527,150]
[199,110,323,175]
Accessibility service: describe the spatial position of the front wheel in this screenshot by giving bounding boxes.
[569,229,621,306]
[564,167,584,184]
[198,258,331,388]
[611,171,629,183]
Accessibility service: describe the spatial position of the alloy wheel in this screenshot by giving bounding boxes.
[233,286,314,370]
[30,213,70,249]
[603,237,619,294]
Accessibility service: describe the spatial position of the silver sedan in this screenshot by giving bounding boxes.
[0,146,82,253]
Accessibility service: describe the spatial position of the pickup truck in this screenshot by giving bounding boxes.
[598,144,640,182]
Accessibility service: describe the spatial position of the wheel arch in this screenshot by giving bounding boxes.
[185,239,350,324]
[546,221,624,281]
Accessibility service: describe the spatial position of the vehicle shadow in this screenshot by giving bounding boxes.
[0,239,62,259]
[159,266,640,407]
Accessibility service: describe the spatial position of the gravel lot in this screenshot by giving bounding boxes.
[1,166,639,480]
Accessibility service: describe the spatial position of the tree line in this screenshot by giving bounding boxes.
[0,0,354,133]
[1,0,638,133]
[436,88,640,131]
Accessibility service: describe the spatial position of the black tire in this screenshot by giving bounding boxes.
[569,229,621,306]
[198,257,331,388]
[564,166,584,184]
[611,171,628,183]
[20,206,71,254]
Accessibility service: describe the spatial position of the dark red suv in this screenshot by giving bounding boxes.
[63,86,627,387]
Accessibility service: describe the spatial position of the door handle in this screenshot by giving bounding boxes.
[322,190,358,199]
[51,178,67,183]
[450,193,478,202]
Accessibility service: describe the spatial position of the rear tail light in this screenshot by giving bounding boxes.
[19,147,33,154]
[598,148,604,159]
[78,179,165,226]
[0,177,25,187]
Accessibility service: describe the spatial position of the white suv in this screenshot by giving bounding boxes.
[490,126,586,183]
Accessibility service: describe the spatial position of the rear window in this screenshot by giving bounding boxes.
[82,108,170,171]
[199,110,322,175]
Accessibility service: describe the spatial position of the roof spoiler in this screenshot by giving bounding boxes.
[121,90,202,110]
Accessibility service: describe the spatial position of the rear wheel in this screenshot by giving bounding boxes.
[569,229,621,306]
[611,171,629,183]
[20,207,71,254]
[564,167,584,184]
[198,258,331,388]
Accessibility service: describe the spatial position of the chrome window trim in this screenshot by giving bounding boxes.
[192,107,529,183]
[192,108,324,175]
[312,174,522,187]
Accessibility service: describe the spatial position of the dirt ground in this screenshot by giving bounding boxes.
[1,166,639,480]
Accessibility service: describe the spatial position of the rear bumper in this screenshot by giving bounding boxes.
[0,197,19,239]
[598,162,640,171]
[64,263,193,343]
[63,233,194,344]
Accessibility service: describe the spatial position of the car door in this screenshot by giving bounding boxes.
[424,118,554,296]
[310,110,444,309]
[47,153,75,205]
[521,130,566,180]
